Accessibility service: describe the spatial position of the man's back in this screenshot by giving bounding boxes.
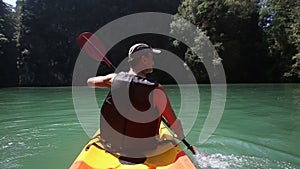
[100,72,161,157]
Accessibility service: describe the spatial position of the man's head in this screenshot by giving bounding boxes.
[128,43,161,68]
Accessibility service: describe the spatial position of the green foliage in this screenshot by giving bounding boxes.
[1,0,299,85]
[175,0,267,82]
[0,1,18,86]
[170,14,222,82]
[260,0,300,81]
[15,0,180,86]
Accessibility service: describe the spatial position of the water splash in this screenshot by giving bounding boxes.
[193,153,297,169]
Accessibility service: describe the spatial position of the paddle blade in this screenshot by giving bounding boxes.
[77,32,113,67]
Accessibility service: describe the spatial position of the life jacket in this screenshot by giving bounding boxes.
[100,72,161,156]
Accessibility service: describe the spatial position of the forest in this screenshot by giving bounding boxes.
[0,0,299,86]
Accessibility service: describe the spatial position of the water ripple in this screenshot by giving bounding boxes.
[194,153,298,169]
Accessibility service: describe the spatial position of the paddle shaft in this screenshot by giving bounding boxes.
[161,117,198,155]
[78,32,198,155]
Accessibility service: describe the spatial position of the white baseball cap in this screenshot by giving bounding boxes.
[128,43,161,62]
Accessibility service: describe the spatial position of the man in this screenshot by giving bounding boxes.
[87,43,185,159]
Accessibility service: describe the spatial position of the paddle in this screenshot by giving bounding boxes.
[77,32,116,69]
[77,32,199,155]
[161,117,198,155]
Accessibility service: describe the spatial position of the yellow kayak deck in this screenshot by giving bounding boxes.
[69,123,196,169]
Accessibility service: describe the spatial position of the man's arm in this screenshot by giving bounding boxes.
[87,73,116,88]
[153,85,185,140]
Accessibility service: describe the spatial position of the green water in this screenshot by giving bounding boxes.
[0,84,299,169]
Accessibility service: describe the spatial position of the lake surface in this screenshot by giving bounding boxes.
[0,84,299,169]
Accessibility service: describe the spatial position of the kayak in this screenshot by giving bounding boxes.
[69,123,197,169]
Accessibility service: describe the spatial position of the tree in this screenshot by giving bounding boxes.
[174,0,268,83]
[283,1,300,80]
[0,0,18,86]
[260,0,300,81]
[15,0,181,86]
